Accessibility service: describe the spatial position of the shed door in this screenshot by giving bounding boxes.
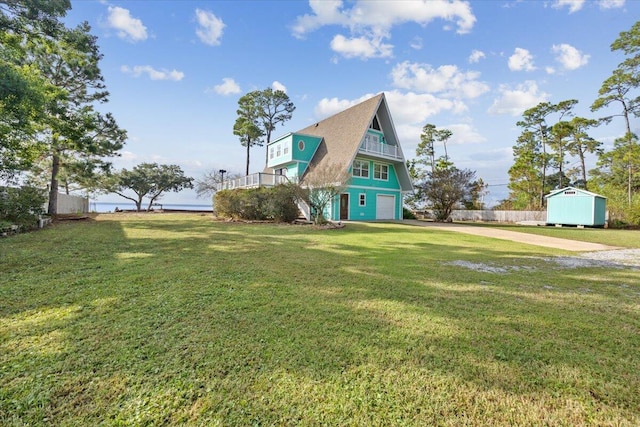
[376,195,395,220]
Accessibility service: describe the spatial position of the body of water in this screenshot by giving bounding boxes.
[91,202,212,213]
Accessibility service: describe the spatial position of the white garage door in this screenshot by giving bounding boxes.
[376,195,396,220]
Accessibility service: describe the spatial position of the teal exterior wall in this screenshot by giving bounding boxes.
[593,197,607,225]
[546,189,607,226]
[327,156,403,221]
[267,133,322,179]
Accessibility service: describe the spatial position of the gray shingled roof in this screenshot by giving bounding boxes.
[297,93,381,180]
[296,93,412,191]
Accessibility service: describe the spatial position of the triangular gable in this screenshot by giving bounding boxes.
[545,186,606,199]
[297,93,413,191]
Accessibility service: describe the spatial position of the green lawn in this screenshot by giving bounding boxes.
[1,214,639,425]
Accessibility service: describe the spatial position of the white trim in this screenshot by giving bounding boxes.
[352,159,370,178]
[359,193,366,207]
[373,163,389,181]
[347,184,402,192]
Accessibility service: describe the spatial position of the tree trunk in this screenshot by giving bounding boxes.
[539,126,547,209]
[579,149,587,189]
[623,108,632,205]
[47,151,60,215]
[246,140,251,176]
[264,129,272,168]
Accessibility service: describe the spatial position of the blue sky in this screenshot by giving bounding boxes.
[65,0,639,207]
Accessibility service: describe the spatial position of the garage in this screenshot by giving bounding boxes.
[376,195,396,220]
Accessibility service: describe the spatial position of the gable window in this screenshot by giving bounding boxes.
[370,114,381,131]
[352,160,369,178]
[269,146,275,159]
[359,193,366,207]
[374,163,388,180]
[298,140,305,151]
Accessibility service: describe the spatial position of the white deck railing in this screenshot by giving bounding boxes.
[215,173,288,191]
[359,140,402,159]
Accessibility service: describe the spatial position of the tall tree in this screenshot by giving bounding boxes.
[517,102,554,207]
[29,21,127,215]
[592,21,640,204]
[255,88,295,166]
[565,117,601,189]
[416,124,453,173]
[516,100,577,206]
[234,92,264,175]
[0,0,70,178]
[507,130,544,209]
[549,120,573,189]
[108,163,194,212]
[416,124,437,173]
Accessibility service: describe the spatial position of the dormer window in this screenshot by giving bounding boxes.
[370,114,381,131]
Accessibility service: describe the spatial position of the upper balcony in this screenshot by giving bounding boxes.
[215,173,288,191]
[358,139,403,160]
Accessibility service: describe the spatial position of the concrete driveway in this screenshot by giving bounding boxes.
[401,220,619,252]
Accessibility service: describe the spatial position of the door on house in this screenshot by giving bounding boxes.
[340,194,349,220]
[376,194,395,220]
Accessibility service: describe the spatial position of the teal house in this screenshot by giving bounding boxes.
[545,187,607,227]
[219,93,413,221]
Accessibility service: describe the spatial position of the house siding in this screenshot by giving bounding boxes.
[268,133,322,179]
[326,158,403,220]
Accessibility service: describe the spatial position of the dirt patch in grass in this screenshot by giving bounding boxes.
[449,249,640,274]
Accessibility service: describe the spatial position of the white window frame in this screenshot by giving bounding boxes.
[269,146,274,159]
[283,143,289,155]
[352,160,369,178]
[276,144,282,157]
[373,163,389,181]
[359,193,366,207]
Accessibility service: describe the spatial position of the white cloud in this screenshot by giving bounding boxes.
[106,6,147,42]
[546,66,556,74]
[315,90,465,128]
[551,43,590,70]
[208,77,241,95]
[468,49,485,63]
[446,123,486,145]
[292,0,476,59]
[599,0,625,9]
[272,81,287,93]
[121,65,184,81]
[552,0,585,13]
[488,81,550,116]
[330,34,393,59]
[195,9,225,46]
[508,47,536,71]
[410,37,423,50]
[390,61,489,99]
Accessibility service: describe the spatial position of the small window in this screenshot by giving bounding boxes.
[359,193,366,207]
[374,163,388,180]
[276,144,281,157]
[370,115,381,131]
[352,160,369,178]
[269,146,274,159]
[283,143,289,155]
[298,140,305,151]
